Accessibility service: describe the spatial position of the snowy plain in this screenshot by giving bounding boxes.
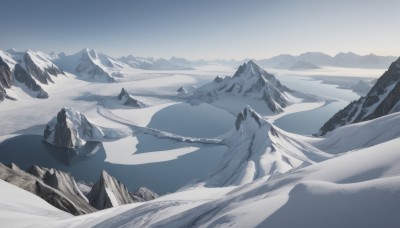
[1,62,398,227]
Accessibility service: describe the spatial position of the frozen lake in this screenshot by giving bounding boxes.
[147,102,236,138]
[0,134,226,194]
[274,75,361,135]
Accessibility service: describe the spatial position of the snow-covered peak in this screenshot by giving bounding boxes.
[233,60,263,79]
[193,61,294,113]
[202,107,330,187]
[43,107,104,148]
[88,170,135,209]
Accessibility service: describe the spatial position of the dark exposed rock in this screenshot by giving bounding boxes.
[319,57,400,135]
[0,163,89,215]
[24,53,55,84]
[0,57,14,101]
[44,107,104,149]
[87,170,134,210]
[13,63,49,99]
[117,88,144,107]
[27,165,96,214]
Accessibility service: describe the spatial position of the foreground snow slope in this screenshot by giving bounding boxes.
[3,124,398,227]
[200,106,331,187]
[0,179,71,227]
[312,112,400,154]
[88,137,400,228]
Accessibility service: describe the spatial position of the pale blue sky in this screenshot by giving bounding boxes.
[0,0,399,59]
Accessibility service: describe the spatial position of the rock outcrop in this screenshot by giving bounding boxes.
[0,163,91,215]
[0,57,14,101]
[88,170,157,210]
[117,88,145,107]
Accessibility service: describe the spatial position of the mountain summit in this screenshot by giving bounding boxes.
[193,60,295,113]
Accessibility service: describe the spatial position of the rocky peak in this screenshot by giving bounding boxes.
[117,88,144,107]
[88,170,134,209]
[44,107,105,148]
[233,60,262,79]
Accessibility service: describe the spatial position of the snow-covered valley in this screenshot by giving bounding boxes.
[1,51,399,228]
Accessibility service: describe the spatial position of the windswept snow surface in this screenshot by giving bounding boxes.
[0,180,71,227]
[1,60,398,227]
[5,134,399,227]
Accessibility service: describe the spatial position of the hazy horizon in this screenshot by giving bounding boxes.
[1,0,399,60]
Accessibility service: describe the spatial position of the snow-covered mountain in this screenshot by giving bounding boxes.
[88,170,158,210]
[319,56,400,135]
[289,59,320,70]
[54,49,126,82]
[201,106,331,187]
[192,60,304,113]
[6,113,399,227]
[43,107,129,150]
[0,49,64,100]
[257,52,397,69]
[119,55,194,70]
[117,88,145,107]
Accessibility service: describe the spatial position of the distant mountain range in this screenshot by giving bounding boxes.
[256,52,397,70]
[0,48,397,101]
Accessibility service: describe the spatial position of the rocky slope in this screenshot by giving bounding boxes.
[0,163,91,215]
[43,107,129,150]
[0,49,64,100]
[88,170,158,209]
[27,165,96,214]
[319,57,400,135]
[0,57,14,101]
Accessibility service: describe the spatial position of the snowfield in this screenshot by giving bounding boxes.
[0,56,399,228]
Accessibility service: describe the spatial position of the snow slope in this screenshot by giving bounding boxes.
[0,179,71,227]
[90,137,400,228]
[312,112,400,154]
[200,106,331,187]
